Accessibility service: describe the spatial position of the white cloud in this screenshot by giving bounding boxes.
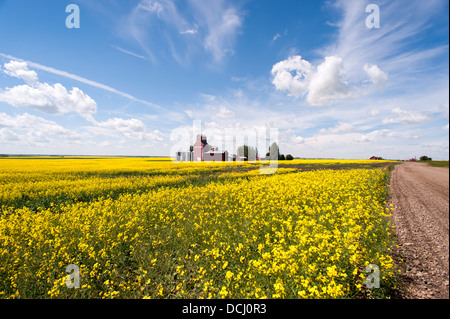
[95,117,146,132]
[1,60,97,119]
[271,55,352,106]
[0,53,162,110]
[216,106,234,118]
[363,64,388,88]
[0,128,20,142]
[0,111,167,154]
[356,129,420,144]
[90,117,163,142]
[124,0,243,64]
[324,0,447,81]
[382,108,430,125]
[138,0,164,15]
[3,60,38,84]
[273,33,281,41]
[0,112,81,142]
[438,102,449,119]
[319,121,354,134]
[180,24,198,35]
[199,2,242,62]
[111,45,148,60]
[0,82,97,118]
[293,136,305,144]
[443,123,449,131]
[306,56,351,106]
[184,110,194,118]
[271,55,313,98]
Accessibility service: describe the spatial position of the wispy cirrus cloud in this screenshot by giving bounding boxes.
[121,0,243,64]
[322,0,448,80]
[110,45,148,60]
[382,108,430,125]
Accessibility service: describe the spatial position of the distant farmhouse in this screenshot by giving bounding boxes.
[176,135,233,162]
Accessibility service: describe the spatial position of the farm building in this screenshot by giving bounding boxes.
[175,151,193,162]
[193,134,210,161]
[175,134,229,162]
[203,151,229,162]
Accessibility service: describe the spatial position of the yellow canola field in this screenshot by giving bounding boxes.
[0,157,397,299]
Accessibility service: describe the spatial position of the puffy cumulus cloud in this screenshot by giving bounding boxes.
[271,55,313,98]
[0,128,20,142]
[271,55,387,106]
[0,112,81,142]
[363,64,388,88]
[95,117,145,136]
[0,61,97,119]
[0,83,97,117]
[293,136,305,144]
[92,117,163,142]
[3,60,38,84]
[306,56,351,106]
[382,108,430,125]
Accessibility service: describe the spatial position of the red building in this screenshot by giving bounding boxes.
[193,135,228,162]
[194,134,209,161]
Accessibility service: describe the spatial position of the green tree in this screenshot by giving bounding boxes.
[420,155,432,161]
[237,145,258,160]
[267,142,280,160]
[286,154,294,160]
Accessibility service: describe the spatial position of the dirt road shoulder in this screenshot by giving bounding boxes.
[389,162,449,299]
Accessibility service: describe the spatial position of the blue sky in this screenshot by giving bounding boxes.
[0,0,448,159]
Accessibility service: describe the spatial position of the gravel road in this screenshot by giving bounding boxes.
[389,162,449,299]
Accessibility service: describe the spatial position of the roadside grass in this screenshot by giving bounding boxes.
[420,160,449,168]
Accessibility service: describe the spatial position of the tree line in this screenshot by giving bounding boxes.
[237,142,293,161]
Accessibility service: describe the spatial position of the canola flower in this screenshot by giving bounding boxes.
[0,157,397,299]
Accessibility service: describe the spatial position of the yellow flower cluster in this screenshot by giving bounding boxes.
[0,157,396,299]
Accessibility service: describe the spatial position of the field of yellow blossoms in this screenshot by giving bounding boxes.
[0,157,399,299]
